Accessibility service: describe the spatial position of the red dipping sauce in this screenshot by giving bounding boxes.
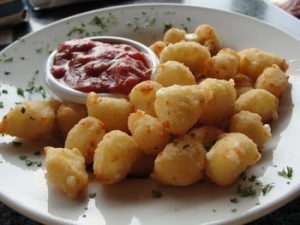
[51,38,152,95]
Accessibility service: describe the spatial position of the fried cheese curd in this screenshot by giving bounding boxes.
[206,133,261,186]
[56,102,87,138]
[0,99,56,139]
[160,41,211,78]
[86,92,133,132]
[93,130,142,184]
[154,85,203,135]
[149,41,167,57]
[193,24,221,55]
[163,28,186,44]
[229,111,271,149]
[152,135,206,186]
[128,110,170,155]
[206,48,240,80]
[154,61,196,87]
[235,89,279,122]
[255,64,289,98]
[238,48,288,81]
[65,116,105,164]
[129,80,162,116]
[198,78,236,126]
[44,147,88,198]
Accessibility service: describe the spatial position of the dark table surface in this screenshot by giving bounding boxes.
[1,0,300,224]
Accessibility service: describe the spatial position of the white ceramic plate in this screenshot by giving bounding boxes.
[1,4,300,225]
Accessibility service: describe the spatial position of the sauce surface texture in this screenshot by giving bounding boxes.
[51,39,151,95]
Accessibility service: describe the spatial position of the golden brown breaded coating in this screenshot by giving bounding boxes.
[206,133,260,186]
[160,42,210,78]
[44,147,88,198]
[65,116,105,164]
[154,85,203,135]
[235,89,279,122]
[129,80,162,117]
[93,130,142,184]
[238,48,288,81]
[128,110,169,155]
[255,64,289,98]
[0,100,56,139]
[152,135,206,186]
[229,111,271,149]
[155,61,196,87]
[86,92,133,132]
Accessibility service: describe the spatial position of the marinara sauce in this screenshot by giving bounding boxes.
[51,38,152,95]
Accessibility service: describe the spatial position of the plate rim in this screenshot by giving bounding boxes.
[1,3,300,225]
[2,2,300,54]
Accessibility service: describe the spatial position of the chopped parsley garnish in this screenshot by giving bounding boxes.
[261,183,274,196]
[152,189,162,198]
[2,89,8,94]
[3,57,13,63]
[26,159,33,166]
[186,17,191,22]
[20,56,25,60]
[4,71,10,75]
[35,48,43,54]
[163,11,175,15]
[0,102,3,109]
[67,23,87,37]
[91,16,106,29]
[89,13,118,34]
[237,185,256,197]
[231,208,237,213]
[163,22,172,33]
[89,193,96,198]
[36,161,42,167]
[19,155,42,167]
[38,86,47,99]
[17,88,25,97]
[212,209,217,212]
[13,141,22,147]
[278,166,293,179]
[19,155,27,160]
[25,74,47,99]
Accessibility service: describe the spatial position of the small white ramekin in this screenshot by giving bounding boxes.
[45,36,158,104]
